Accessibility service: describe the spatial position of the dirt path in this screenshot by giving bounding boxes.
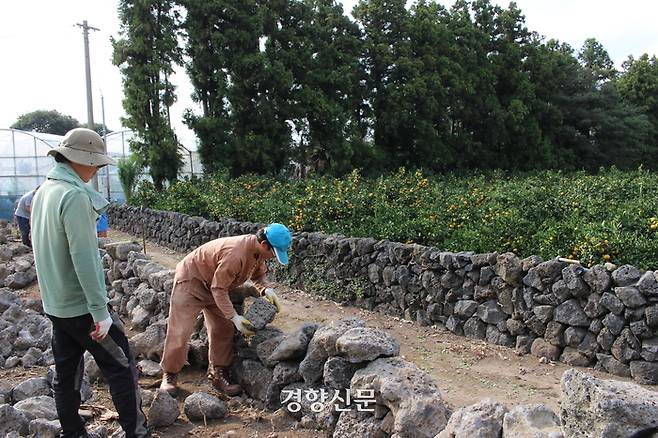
[108,229,646,414]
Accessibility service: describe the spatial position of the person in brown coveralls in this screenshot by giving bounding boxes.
[159,223,291,396]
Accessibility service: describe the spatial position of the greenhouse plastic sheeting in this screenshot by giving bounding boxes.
[0,128,201,220]
[0,129,61,219]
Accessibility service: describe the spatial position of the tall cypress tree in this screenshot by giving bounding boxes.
[618,54,658,164]
[263,0,366,176]
[489,2,546,169]
[404,0,458,171]
[183,0,291,177]
[443,0,500,169]
[354,0,418,171]
[112,0,183,190]
[525,39,582,168]
[180,0,232,174]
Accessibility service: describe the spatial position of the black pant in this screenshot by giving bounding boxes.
[15,215,31,247]
[48,313,149,438]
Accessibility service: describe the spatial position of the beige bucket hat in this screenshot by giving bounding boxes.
[47,128,116,166]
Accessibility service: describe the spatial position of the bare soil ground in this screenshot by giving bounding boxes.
[6,229,656,437]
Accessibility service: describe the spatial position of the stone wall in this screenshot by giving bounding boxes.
[108,204,658,385]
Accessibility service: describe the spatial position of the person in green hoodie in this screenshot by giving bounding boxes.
[31,128,149,438]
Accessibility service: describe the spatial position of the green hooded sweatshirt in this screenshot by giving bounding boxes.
[31,163,110,322]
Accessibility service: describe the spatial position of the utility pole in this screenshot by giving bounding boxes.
[101,93,111,200]
[75,20,100,190]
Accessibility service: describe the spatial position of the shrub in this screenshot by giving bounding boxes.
[117,154,144,204]
[131,167,658,269]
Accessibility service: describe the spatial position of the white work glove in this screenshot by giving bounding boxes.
[91,316,113,342]
[231,314,256,336]
[264,288,282,313]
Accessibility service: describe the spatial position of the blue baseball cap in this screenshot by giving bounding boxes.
[264,223,292,265]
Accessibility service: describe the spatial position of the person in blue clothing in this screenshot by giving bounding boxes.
[96,211,109,237]
[14,186,39,246]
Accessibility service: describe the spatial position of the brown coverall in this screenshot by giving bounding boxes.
[160,234,269,373]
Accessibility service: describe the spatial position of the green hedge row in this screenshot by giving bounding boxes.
[133,168,658,270]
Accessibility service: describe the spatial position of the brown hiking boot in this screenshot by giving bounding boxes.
[209,366,242,396]
[160,372,178,397]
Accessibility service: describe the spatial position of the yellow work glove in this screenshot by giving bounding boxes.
[264,288,282,313]
[231,314,255,336]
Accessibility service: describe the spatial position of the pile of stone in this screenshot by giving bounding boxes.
[0,244,36,289]
[0,289,52,369]
[230,316,448,437]
[518,260,658,385]
[437,368,658,438]
[133,388,228,429]
[0,219,15,244]
[0,359,224,436]
[98,242,181,370]
[0,365,103,438]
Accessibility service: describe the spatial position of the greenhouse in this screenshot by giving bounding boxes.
[0,128,201,219]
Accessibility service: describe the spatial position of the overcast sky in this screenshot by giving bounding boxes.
[1,0,656,150]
